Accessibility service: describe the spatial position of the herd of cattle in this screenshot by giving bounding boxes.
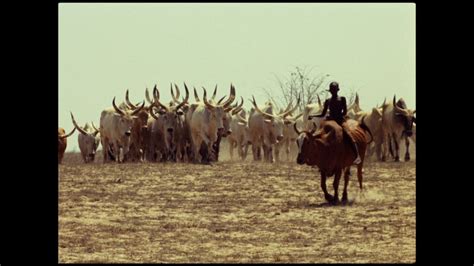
[58,83,416,167]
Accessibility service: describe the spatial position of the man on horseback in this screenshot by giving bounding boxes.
[309,81,362,164]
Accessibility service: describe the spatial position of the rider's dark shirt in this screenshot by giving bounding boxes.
[318,96,347,125]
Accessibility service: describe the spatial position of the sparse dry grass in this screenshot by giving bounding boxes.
[59,146,415,263]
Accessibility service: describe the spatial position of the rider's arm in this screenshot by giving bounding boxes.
[309,99,328,119]
[341,97,347,116]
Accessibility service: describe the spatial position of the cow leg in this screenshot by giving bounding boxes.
[229,140,234,160]
[252,139,260,161]
[393,134,400,162]
[58,151,64,164]
[342,167,351,203]
[274,143,280,162]
[81,151,87,163]
[286,140,290,161]
[113,142,121,163]
[102,138,109,163]
[332,170,342,204]
[237,141,243,160]
[404,136,410,161]
[244,143,250,160]
[264,144,273,163]
[320,171,333,203]
[262,144,269,161]
[357,163,364,190]
[376,140,382,161]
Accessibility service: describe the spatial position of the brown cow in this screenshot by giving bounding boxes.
[58,127,76,164]
[294,119,372,204]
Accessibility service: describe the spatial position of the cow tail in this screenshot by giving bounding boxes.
[360,115,373,144]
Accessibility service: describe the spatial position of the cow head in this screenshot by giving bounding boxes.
[393,96,416,137]
[220,96,245,137]
[70,112,100,162]
[150,83,189,135]
[202,84,236,135]
[112,97,145,139]
[283,112,303,140]
[294,121,337,166]
[251,96,300,144]
[294,122,318,164]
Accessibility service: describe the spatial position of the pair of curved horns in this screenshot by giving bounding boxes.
[293,122,317,135]
[393,95,405,113]
[70,112,99,136]
[203,84,236,109]
[251,95,300,119]
[113,97,145,116]
[153,83,189,112]
[230,97,245,115]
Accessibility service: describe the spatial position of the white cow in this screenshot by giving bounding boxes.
[227,107,251,161]
[275,112,304,162]
[100,97,145,163]
[381,96,416,161]
[190,85,236,163]
[149,83,189,162]
[302,95,324,131]
[248,97,299,163]
[70,112,100,163]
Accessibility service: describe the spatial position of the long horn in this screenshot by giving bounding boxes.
[232,107,243,116]
[70,112,88,135]
[290,112,304,120]
[251,95,277,119]
[236,113,247,124]
[171,83,180,103]
[149,106,160,120]
[393,95,403,113]
[202,87,215,109]
[317,94,322,108]
[112,97,125,116]
[175,82,189,111]
[279,100,293,116]
[220,83,236,108]
[193,86,201,102]
[145,87,153,104]
[91,122,100,136]
[211,84,218,101]
[131,101,145,116]
[293,123,302,135]
[280,96,300,118]
[355,93,359,105]
[59,127,76,139]
[152,86,170,112]
[217,96,226,105]
[230,96,244,114]
[125,89,137,109]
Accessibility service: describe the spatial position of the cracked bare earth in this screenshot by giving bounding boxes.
[59,148,415,263]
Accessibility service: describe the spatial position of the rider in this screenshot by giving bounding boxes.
[309,81,362,164]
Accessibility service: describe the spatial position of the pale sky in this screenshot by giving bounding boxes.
[59,3,415,152]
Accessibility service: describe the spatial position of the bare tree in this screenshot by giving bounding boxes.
[263,66,330,113]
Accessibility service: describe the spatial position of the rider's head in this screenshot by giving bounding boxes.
[329,82,339,95]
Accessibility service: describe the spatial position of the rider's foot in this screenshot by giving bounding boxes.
[354,155,362,165]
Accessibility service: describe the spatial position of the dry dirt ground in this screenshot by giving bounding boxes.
[59,145,416,263]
